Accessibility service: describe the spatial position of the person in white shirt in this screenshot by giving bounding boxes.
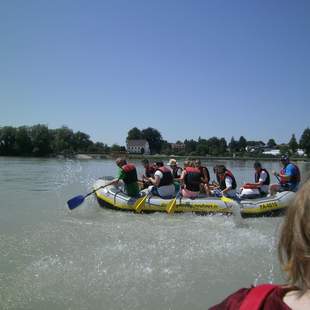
[147,161,175,198]
[216,165,237,198]
[240,162,270,198]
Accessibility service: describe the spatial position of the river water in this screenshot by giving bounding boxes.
[1,157,309,310]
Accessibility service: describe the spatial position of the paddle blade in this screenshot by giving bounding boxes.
[220,196,233,203]
[67,195,85,210]
[166,198,177,214]
[134,195,147,213]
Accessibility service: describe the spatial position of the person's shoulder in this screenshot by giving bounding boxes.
[209,285,292,310]
[209,288,250,310]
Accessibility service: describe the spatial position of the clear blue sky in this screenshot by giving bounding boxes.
[0,0,309,145]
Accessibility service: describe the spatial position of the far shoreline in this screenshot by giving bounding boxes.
[1,153,309,162]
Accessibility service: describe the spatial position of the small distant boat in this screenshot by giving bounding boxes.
[93,179,295,217]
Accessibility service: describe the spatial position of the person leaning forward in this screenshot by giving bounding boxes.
[106,158,140,197]
[147,161,175,199]
[141,158,156,189]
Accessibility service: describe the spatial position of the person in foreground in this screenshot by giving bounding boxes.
[270,155,300,195]
[209,179,310,310]
[106,158,140,198]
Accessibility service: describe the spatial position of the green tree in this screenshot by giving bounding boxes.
[127,127,142,140]
[300,128,310,157]
[51,126,75,154]
[219,138,228,155]
[73,131,92,152]
[184,139,198,154]
[87,142,110,153]
[288,134,299,154]
[229,137,238,153]
[110,144,126,153]
[15,126,33,155]
[141,127,163,154]
[238,136,247,152]
[0,126,17,155]
[30,124,51,156]
[267,138,277,149]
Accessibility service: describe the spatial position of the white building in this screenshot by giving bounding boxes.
[263,149,281,156]
[126,139,150,154]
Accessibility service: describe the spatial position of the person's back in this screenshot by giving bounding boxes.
[209,179,310,310]
[180,160,201,198]
[108,158,140,197]
[148,161,175,198]
[118,162,140,197]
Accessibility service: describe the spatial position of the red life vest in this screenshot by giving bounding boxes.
[122,164,138,184]
[280,164,301,185]
[240,284,278,310]
[219,170,237,190]
[184,167,201,192]
[156,166,174,187]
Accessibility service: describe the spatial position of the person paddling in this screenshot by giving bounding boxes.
[105,158,140,197]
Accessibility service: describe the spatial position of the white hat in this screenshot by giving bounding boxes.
[167,158,178,166]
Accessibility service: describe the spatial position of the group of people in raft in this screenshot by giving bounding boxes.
[107,155,300,200]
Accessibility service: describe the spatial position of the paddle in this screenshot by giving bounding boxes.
[134,193,150,213]
[67,184,108,210]
[166,196,177,214]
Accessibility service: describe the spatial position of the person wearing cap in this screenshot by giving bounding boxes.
[141,159,156,189]
[270,155,301,195]
[167,158,183,180]
[107,157,140,197]
[240,162,270,198]
[147,161,175,198]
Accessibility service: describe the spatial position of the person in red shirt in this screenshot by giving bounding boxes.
[209,179,310,310]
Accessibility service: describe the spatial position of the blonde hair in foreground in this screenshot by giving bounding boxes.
[278,179,310,292]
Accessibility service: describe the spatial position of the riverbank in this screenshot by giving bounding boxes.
[1,153,309,162]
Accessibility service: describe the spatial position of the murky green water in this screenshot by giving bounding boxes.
[1,157,309,309]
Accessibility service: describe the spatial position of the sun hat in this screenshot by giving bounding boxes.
[167,158,178,166]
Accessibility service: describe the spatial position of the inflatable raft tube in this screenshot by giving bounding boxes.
[93,179,295,217]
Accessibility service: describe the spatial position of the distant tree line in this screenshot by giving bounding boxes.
[0,124,125,157]
[127,127,310,157]
[2,124,310,158]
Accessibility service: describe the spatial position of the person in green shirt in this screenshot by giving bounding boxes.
[107,158,140,197]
